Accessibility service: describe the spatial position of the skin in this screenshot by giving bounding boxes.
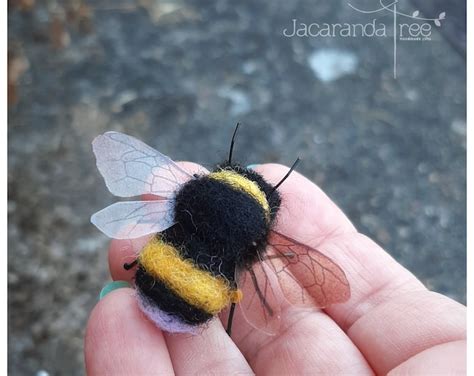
[84,163,466,375]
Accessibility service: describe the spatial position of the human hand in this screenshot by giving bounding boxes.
[85,163,466,375]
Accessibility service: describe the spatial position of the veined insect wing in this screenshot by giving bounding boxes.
[235,261,283,335]
[91,131,201,239]
[265,230,350,307]
[237,230,350,334]
[267,231,351,308]
[92,131,195,198]
[91,199,176,239]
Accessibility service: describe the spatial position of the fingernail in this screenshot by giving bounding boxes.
[246,164,259,170]
[99,281,131,300]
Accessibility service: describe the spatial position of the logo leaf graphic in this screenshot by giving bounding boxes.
[434,19,441,27]
[439,12,446,20]
[412,10,419,17]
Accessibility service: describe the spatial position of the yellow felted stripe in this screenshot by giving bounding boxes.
[139,238,240,315]
[209,170,270,218]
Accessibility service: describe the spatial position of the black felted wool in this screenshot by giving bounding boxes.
[166,163,281,280]
[135,266,213,325]
[216,162,282,222]
[134,163,281,325]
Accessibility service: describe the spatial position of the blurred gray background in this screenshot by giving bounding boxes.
[8,0,466,375]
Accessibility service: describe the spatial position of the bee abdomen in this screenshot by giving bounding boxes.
[135,267,212,329]
[135,238,242,328]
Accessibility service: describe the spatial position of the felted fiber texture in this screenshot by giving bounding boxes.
[135,266,213,325]
[216,163,281,223]
[136,291,200,334]
[170,165,281,277]
[138,237,241,314]
[208,170,270,219]
[135,164,282,329]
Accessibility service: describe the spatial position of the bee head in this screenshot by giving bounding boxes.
[212,162,281,223]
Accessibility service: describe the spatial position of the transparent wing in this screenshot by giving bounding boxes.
[91,200,175,239]
[93,131,194,198]
[265,230,351,307]
[235,261,282,336]
[235,231,350,335]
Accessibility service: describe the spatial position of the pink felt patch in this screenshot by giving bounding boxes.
[136,292,199,334]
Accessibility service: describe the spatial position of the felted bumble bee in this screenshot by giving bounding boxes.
[91,126,350,336]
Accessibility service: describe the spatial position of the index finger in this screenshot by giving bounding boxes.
[104,162,254,375]
[253,163,466,374]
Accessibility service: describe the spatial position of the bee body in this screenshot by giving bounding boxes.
[91,130,350,336]
[135,164,281,331]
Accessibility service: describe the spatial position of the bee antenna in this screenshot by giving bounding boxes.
[228,122,240,165]
[271,157,301,193]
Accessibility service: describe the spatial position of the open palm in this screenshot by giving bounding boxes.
[85,164,466,375]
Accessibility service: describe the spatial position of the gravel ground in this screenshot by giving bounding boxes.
[8,0,465,375]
